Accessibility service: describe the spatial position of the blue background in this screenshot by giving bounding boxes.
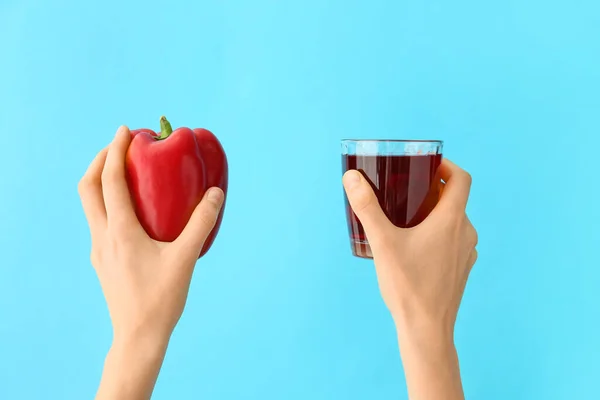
[1,0,598,399]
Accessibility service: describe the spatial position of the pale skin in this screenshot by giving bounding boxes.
[342,160,477,400]
[79,126,477,400]
[78,126,225,400]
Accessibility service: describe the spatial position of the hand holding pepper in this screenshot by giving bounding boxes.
[78,126,224,400]
[127,116,228,258]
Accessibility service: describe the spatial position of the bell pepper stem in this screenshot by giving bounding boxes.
[157,116,173,140]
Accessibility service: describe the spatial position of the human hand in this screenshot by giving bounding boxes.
[342,159,477,400]
[78,126,224,399]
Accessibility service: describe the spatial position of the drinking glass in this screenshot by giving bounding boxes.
[342,140,443,258]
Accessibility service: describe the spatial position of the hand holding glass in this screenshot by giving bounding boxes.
[342,140,443,258]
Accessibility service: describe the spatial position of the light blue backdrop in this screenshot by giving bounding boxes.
[1,0,598,399]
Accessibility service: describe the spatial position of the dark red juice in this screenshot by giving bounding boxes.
[342,153,442,258]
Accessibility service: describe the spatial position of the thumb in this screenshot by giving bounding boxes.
[342,170,392,240]
[175,187,225,259]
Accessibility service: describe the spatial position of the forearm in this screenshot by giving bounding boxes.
[96,333,169,400]
[396,323,464,400]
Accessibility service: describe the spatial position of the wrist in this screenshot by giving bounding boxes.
[393,313,456,357]
[396,326,457,363]
[96,330,170,400]
[394,318,464,400]
[111,329,170,362]
[392,306,454,341]
[113,319,173,349]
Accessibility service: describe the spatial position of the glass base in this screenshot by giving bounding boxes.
[350,239,373,259]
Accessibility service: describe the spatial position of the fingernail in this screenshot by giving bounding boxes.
[343,170,361,189]
[115,125,128,138]
[206,187,224,204]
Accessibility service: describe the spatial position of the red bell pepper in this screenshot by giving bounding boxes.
[125,116,228,258]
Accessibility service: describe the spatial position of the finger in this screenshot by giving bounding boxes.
[174,187,225,260]
[78,148,109,232]
[436,158,472,212]
[342,170,394,241]
[101,126,137,229]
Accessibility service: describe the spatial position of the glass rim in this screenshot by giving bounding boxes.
[341,139,443,144]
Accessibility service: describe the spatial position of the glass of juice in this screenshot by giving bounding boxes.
[342,139,443,258]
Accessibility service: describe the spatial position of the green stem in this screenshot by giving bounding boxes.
[156,116,173,140]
